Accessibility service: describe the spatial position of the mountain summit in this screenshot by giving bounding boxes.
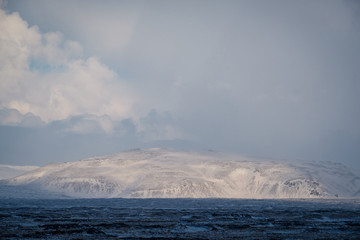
[1,148,359,199]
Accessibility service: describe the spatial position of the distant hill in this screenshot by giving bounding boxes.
[0,165,38,180]
[1,148,359,198]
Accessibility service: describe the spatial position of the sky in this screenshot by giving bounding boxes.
[0,0,360,168]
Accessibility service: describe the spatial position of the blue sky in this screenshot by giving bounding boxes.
[1,0,360,168]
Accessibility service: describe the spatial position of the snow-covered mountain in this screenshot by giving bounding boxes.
[1,148,359,199]
[0,165,38,180]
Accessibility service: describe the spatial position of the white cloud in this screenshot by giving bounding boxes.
[3,0,141,66]
[0,8,136,123]
[60,114,114,135]
[0,108,45,127]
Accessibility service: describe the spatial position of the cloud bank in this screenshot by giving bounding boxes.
[0,7,135,123]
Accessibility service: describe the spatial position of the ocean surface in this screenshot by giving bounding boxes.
[0,198,359,239]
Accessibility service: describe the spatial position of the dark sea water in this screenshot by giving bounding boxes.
[0,198,359,239]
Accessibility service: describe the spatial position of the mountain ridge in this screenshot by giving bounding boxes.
[1,148,359,199]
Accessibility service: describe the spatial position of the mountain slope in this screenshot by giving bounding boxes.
[0,165,39,180]
[1,148,359,198]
